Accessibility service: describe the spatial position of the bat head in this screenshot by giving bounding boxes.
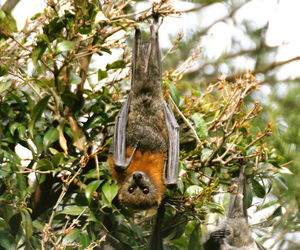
[118,171,161,210]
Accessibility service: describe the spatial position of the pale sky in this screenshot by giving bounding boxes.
[2,0,300,47]
[2,0,300,70]
[2,1,299,248]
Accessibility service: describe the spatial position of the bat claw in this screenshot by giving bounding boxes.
[113,139,140,173]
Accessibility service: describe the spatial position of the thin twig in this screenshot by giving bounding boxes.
[169,96,202,146]
[42,156,88,249]
[114,0,134,16]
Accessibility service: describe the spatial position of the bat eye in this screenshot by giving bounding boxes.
[142,187,149,194]
[128,186,134,193]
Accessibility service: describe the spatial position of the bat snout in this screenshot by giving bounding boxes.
[132,171,151,186]
[133,171,143,180]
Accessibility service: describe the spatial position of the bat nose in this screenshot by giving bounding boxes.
[133,171,143,180]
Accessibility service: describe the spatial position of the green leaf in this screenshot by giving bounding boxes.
[31,42,47,72]
[61,90,79,109]
[43,127,59,149]
[98,68,108,81]
[87,211,98,223]
[36,34,51,49]
[273,175,288,193]
[30,12,42,21]
[272,154,284,164]
[246,186,253,208]
[136,22,151,29]
[104,103,115,113]
[37,173,46,185]
[95,11,108,24]
[167,81,180,106]
[0,81,12,94]
[51,152,65,168]
[106,60,126,70]
[0,10,5,21]
[55,41,74,53]
[192,113,208,141]
[56,41,74,53]
[21,91,35,111]
[85,180,103,204]
[172,236,189,248]
[69,70,82,85]
[164,214,186,240]
[62,228,81,245]
[278,167,294,175]
[16,173,27,197]
[9,213,22,236]
[177,178,185,195]
[251,179,266,198]
[9,91,28,111]
[83,116,105,131]
[28,95,51,138]
[0,64,7,76]
[188,223,202,250]
[48,17,64,38]
[128,221,144,239]
[101,48,112,55]
[257,162,274,173]
[236,145,246,156]
[247,145,257,155]
[200,148,213,162]
[210,178,219,189]
[271,206,282,218]
[79,26,92,35]
[9,122,25,137]
[57,206,88,216]
[33,133,44,155]
[102,182,118,206]
[21,209,33,240]
[0,228,15,249]
[32,220,44,232]
[206,201,225,215]
[36,159,54,171]
[184,185,203,196]
[79,233,91,250]
[3,11,17,32]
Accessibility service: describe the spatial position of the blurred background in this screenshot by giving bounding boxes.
[1,0,300,249]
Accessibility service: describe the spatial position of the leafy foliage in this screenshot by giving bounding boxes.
[0,0,290,249]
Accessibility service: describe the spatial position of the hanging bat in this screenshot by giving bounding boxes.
[108,15,179,210]
[202,161,270,250]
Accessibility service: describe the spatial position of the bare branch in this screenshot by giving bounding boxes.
[169,96,202,147]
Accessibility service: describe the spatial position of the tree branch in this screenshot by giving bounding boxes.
[202,56,300,84]
[1,0,20,12]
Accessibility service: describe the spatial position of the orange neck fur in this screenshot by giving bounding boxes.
[109,148,166,194]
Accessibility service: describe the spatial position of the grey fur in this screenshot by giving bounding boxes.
[202,162,269,250]
[111,16,179,187]
[126,20,168,154]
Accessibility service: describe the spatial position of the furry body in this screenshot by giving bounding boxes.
[202,163,269,250]
[109,18,179,210]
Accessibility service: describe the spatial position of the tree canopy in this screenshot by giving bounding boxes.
[0,0,298,249]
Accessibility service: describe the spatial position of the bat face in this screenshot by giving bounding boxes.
[109,149,166,210]
[118,171,160,210]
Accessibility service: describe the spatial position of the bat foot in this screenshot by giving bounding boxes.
[165,183,177,190]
